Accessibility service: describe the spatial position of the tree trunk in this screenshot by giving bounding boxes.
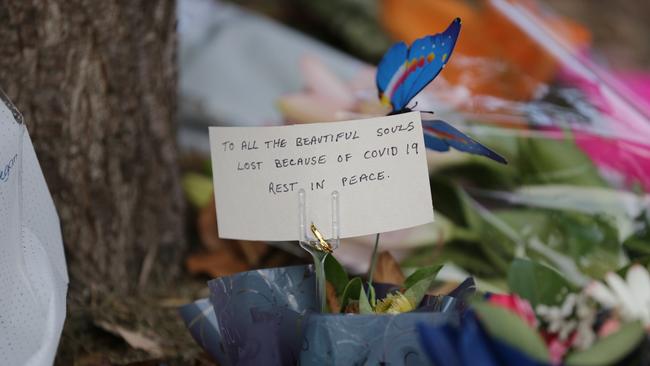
[0,0,186,293]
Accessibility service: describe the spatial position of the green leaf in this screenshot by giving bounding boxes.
[565,321,645,366]
[407,241,500,277]
[403,279,430,308]
[403,271,438,307]
[457,189,484,233]
[516,134,607,187]
[473,302,550,363]
[623,236,650,257]
[546,212,620,279]
[436,161,516,190]
[339,277,362,311]
[499,207,622,280]
[404,265,442,289]
[495,210,550,240]
[181,173,213,208]
[368,283,376,307]
[324,254,349,296]
[506,185,645,241]
[550,214,619,257]
[359,286,374,314]
[457,190,519,274]
[623,211,650,261]
[508,258,576,307]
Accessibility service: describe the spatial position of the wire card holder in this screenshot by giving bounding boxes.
[298,188,340,312]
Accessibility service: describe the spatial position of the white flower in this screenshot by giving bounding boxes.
[584,264,650,327]
[536,293,596,349]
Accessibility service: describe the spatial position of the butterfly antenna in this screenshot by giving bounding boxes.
[408,101,436,116]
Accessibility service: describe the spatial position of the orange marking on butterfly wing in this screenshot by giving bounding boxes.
[423,126,469,144]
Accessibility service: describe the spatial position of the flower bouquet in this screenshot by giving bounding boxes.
[419,259,650,365]
[180,254,476,365]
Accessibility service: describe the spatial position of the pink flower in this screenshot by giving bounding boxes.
[557,54,650,190]
[487,293,538,328]
[597,317,621,338]
[542,331,572,365]
[558,52,650,141]
[574,132,650,192]
[540,127,650,192]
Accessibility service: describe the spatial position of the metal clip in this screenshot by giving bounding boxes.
[310,223,333,253]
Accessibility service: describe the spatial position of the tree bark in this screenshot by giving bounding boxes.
[0,0,186,293]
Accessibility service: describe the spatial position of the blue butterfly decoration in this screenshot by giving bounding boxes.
[376,18,507,164]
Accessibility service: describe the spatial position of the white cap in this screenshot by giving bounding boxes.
[0,91,68,366]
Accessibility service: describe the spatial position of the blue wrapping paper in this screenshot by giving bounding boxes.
[178,298,225,363]
[300,311,457,365]
[417,310,550,366]
[208,265,318,365]
[179,265,473,366]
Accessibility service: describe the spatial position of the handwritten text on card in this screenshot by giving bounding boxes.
[209,112,433,241]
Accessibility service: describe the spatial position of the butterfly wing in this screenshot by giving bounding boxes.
[376,42,408,109]
[376,18,461,113]
[403,18,461,106]
[422,119,507,164]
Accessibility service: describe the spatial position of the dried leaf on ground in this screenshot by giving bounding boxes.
[326,281,341,313]
[373,251,405,286]
[344,301,359,314]
[157,297,192,308]
[263,250,299,268]
[122,361,166,366]
[95,321,163,357]
[234,240,269,266]
[73,353,112,366]
[185,247,249,278]
[198,197,228,251]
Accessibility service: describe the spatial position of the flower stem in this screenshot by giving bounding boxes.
[310,250,328,312]
[367,233,381,286]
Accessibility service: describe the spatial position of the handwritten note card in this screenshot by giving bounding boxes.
[209,111,433,241]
